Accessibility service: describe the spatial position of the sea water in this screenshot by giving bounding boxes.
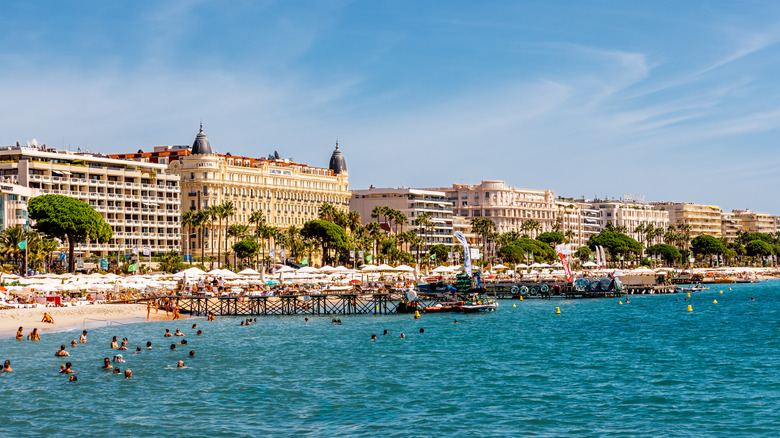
[1,282,778,437]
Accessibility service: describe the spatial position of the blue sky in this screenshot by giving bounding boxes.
[2,1,780,213]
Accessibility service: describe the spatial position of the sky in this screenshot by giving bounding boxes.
[2,1,780,213]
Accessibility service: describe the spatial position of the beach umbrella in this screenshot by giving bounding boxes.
[297,266,319,274]
[332,266,352,273]
[276,265,297,273]
[238,268,261,276]
[394,265,415,272]
[432,265,451,273]
[376,264,395,271]
[492,264,509,270]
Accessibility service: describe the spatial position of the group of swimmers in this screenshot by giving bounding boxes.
[370,327,426,341]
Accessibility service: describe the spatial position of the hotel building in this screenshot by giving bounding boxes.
[115,126,351,261]
[349,187,454,251]
[0,143,181,256]
[555,199,600,248]
[581,198,670,245]
[652,202,723,238]
[0,183,38,231]
[721,209,775,241]
[433,180,557,236]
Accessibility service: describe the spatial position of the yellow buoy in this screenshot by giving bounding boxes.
[375,305,379,310]
[618,301,623,305]
[713,300,717,303]
[519,295,524,301]
[728,288,732,291]
[555,307,561,314]
[414,310,420,318]
[687,305,693,312]
[512,304,516,308]
[687,292,691,298]
[719,290,723,294]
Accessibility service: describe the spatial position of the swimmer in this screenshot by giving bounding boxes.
[61,362,73,374]
[2,360,12,372]
[111,336,118,349]
[70,340,78,348]
[114,367,121,374]
[15,327,24,341]
[55,345,70,357]
[370,334,377,341]
[113,354,125,363]
[179,339,187,346]
[253,318,257,323]
[69,375,78,382]
[751,297,755,301]
[383,330,389,336]
[189,350,195,357]
[304,317,308,322]
[414,315,419,320]
[118,340,128,351]
[196,330,202,336]
[102,357,113,370]
[419,328,424,334]
[146,341,152,349]
[174,329,184,336]
[170,344,176,350]
[134,347,142,354]
[124,369,132,379]
[27,328,40,341]
[41,312,54,324]
[192,324,197,329]
[164,329,173,337]
[400,333,405,339]
[240,321,245,326]
[336,319,342,325]
[453,319,460,324]
[80,330,87,344]
[177,360,184,368]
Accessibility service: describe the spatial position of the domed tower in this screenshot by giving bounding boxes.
[329,141,347,175]
[191,122,213,155]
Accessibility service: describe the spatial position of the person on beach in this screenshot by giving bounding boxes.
[164,329,172,337]
[172,302,180,320]
[147,301,152,321]
[16,327,24,341]
[80,330,87,344]
[111,336,119,349]
[27,328,40,342]
[124,369,132,379]
[41,312,54,324]
[146,341,152,349]
[174,329,184,336]
[102,357,113,370]
[2,360,12,372]
[61,362,73,373]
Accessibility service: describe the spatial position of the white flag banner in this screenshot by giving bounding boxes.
[454,231,472,277]
[554,243,572,256]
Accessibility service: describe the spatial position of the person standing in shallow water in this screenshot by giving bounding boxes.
[80,330,87,344]
[15,327,24,340]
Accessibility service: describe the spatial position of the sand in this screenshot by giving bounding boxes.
[0,303,185,338]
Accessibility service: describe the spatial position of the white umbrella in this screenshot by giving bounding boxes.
[432,265,451,273]
[238,268,261,276]
[332,266,352,273]
[530,263,544,268]
[376,264,395,271]
[581,261,597,268]
[395,264,415,272]
[297,266,319,274]
[515,263,529,269]
[276,266,298,273]
[174,267,206,278]
[318,265,336,273]
[492,264,509,270]
[360,264,379,271]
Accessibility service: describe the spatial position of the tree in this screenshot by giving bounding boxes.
[301,220,349,266]
[181,210,196,264]
[248,210,266,269]
[28,195,112,273]
[745,239,773,259]
[194,210,210,265]
[233,239,260,265]
[647,243,681,265]
[574,246,592,263]
[536,232,566,247]
[206,206,220,269]
[429,244,449,264]
[158,251,186,273]
[690,235,725,259]
[498,238,556,264]
[587,231,642,266]
[220,201,236,267]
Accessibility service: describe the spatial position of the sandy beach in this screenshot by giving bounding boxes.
[0,303,186,338]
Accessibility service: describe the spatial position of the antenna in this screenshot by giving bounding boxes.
[31,138,38,147]
[26,140,31,147]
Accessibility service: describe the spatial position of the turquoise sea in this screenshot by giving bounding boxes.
[1,282,779,437]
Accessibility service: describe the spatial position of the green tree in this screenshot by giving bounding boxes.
[587,231,642,266]
[233,239,260,265]
[220,201,236,267]
[745,239,773,260]
[690,234,725,260]
[498,238,556,264]
[429,243,449,264]
[28,194,112,273]
[301,220,349,265]
[574,246,592,263]
[181,210,196,264]
[536,232,566,247]
[647,243,681,266]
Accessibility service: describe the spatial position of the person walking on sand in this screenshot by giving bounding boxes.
[147,300,152,321]
[172,301,180,320]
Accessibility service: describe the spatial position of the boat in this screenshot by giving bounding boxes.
[455,298,499,313]
[677,284,709,292]
[713,277,735,284]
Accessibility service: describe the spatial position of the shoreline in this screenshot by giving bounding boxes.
[0,303,193,339]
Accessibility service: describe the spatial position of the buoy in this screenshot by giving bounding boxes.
[728,288,732,291]
[519,295,524,301]
[512,304,516,307]
[375,305,379,310]
[713,300,717,303]
[687,305,693,312]
[618,301,623,305]
[687,292,691,298]
[414,310,420,318]
[555,307,561,314]
[719,290,723,294]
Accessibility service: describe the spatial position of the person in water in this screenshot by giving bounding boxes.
[134,347,142,354]
[79,330,87,344]
[383,330,389,336]
[70,340,78,348]
[174,329,184,336]
[189,350,195,357]
[453,319,460,324]
[113,355,125,363]
[177,360,184,368]
[113,367,121,375]
[170,344,176,350]
[55,345,70,357]
[118,340,129,351]
[102,357,113,370]
[196,330,202,336]
[69,375,78,382]
[61,362,73,374]
[124,369,132,379]
[164,329,173,337]
[2,360,12,372]
[146,341,153,349]
[419,328,425,334]
[16,327,24,341]
[370,334,377,341]
[28,328,40,341]
[400,333,405,339]
[111,336,118,349]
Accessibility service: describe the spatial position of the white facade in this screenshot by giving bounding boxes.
[0,183,37,231]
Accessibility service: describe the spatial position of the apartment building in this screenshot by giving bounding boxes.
[581,198,669,244]
[555,199,600,248]
[0,183,38,231]
[433,180,557,236]
[652,202,722,238]
[721,209,776,241]
[349,187,454,250]
[0,144,181,256]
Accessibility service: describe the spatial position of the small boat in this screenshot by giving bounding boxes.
[455,299,499,313]
[677,284,709,292]
[713,277,735,284]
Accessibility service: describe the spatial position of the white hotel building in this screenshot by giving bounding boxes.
[0,144,181,257]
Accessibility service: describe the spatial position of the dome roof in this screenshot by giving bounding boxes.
[329,142,347,175]
[191,123,212,155]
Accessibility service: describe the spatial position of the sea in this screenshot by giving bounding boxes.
[1,281,778,437]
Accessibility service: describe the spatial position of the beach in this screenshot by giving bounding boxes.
[0,303,182,338]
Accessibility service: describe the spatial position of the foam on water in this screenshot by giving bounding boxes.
[1,281,779,437]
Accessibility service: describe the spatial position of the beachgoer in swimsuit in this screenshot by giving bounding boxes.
[118,341,128,350]
[174,329,184,336]
[177,360,184,368]
[124,369,132,379]
[111,336,118,349]
[383,330,389,336]
[80,330,87,344]
[400,333,405,339]
[113,354,125,363]
[113,367,121,374]
[164,329,172,337]
[28,328,40,341]
[370,334,377,341]
[16,327,23,341]
[102,357,113,370]
[146,341,152,349]
[189,350,195,357]
[61,362,73,373]
[55,345,70,357]
[41,312,54,324]
[2,360,12,372]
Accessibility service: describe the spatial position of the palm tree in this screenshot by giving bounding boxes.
[416,212,434,265]
[366,221,382,263]
[564,229,575,245]
[347,211,362,233]
[220,201,236,267]
[206,206,220,269]
[371,206,389,234]
[195,210,210,266]
[181,210,196,264]
[0,226,27,271]
[249,210,266,269]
